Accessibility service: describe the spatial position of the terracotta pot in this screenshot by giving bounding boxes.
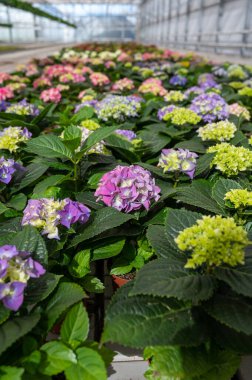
[112,274,130,288]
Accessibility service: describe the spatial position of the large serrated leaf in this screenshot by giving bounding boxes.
[44,282,85,330]
[212,178,242,209]
[61,302,89,346]
[102,283,207,348]
[24,273,62,304]
[0,314,40,355]
[204,294,252,335]
[174,180,225,215]
[131,259,215,302]
[40,341,76,376]
[25,135,73,160]
[69,207,134,247]
[13,225,48,265]
[33,174,66,195]
[15,163,49,191]
[79,126,119,155]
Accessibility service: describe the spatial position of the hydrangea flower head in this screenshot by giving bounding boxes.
[169,75,187,86]
[40,87,61,103]
[112,78,134,91]
[158,106,201,125]
[238,87,252,97]
[95,95,142,122]
[0,126,32,152]
[208,143,252,176]
[175,215,248,269]
[228,103,250,120]
[198,73,220,90]
[33,76,52,89]
[225,189,252,209]
[115,129,137,141]
[227,64,247,79]
[77,126,109,155]
[164,91,185,103]
[90,72,110,86]
[0,73,11,84]
[138,78,167,96]
[0,245,45,311]
[22,198,90,239]
[158,149,198,179]
[0,157,19,184]
[198,120,237,142]
[190,92,229,122]
[95,165,160,213]
[0,86,14,101]
[6,99,39,116]
[80,120,100,131]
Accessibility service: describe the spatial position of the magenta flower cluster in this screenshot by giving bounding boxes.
[95,165,161,213]
[0,245,45,311]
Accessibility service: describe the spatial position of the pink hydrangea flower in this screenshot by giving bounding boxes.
[0,73,11,84]
[112,78,134,91]
[95,165,161,213]
[138,78,167,96]
[90,72,110,86]
[0,86,14,101]
[33,76,52,89]
[40,87,61,103]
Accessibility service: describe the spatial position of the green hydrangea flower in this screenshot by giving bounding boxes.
[238,87,252,97]
[164,91,186,103]
[80,120,100,131]
[227,65,247,79]
[225,189,252,209]
[175,215,248,269]
[198,120,237,142]
[208,143,252,176]
[163,107,201,125]
[229,82,245,89]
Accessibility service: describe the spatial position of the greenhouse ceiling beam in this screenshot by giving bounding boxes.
[24,0,143,4]
[0,0,76,27]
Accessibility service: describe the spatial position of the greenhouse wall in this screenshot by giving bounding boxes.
[138,0,252,57]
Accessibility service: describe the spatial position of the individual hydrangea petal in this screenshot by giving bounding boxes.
[0,281,26,311]
[0,245,19,260]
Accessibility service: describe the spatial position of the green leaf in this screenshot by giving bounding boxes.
[105,134,139,163]
[92,239,125,260]
[212,178,242,209]
[65,347,107,380]
[79,126,119,155]
[174,137,206,153]
[0,202,8,215]
[214,255,252,297]
[195,153,215,177]
[7,193,27,211]
[138,127,171,155]
[0,314,40,355]
[174,180,224,214]
[40,341,76,376]
[33,175,66,195]
[102,283,206,348]
[24,273,62,304]
[131,258,215,302]
[25,135,73,160]
[0,366,24,380]
[71,106,94,123]
[61,302,89,347]
[205,294,252,335]
[76,192,103,210]
[69,250,91,278]
[81,275,105,293]
[44,282,85,330]
[165,208,203,251]
[110,242,136,275]
[16,163,49,191]
[62,125,82,151]
[69,207,135,246]
[13,225,48,265]
[0,304,10,325]
[31,103,57,125]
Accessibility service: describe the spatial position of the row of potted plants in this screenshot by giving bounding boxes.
[0,41,252,379]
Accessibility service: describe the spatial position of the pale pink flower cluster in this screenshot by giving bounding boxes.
[112,78,134,91]
[138,78,167,96]
[59,73,85,84]
[40,87,61,103]
[228,103,250,121]
[33,76,52,89]
[0,86,14,101]
[43,64,73,79]
[0,73,11,84]
[90,72,110,86]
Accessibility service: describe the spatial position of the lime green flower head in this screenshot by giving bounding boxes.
[164,91,186,103]
[225,189,252,209]
[208,143,252,176]
[198,120,237,142]
[238,86,252,97]
[159,106,201,125]
[175,215,248,269]
[80,120,100,131]
[227,64,247,80]
[229,81,245,89]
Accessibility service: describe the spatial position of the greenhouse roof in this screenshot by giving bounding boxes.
[25,0,143,4]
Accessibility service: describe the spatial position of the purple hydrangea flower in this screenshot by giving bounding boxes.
[185,86,204,97]
[158,148,198,179]
[0,245,19,259]
[0,157,17,184]
[74,100,98,113]
[189,92,229,122]
[169,75,187,86]
[157,105,175,120]
[0,244,46,311]
[59,199,91,229]
[197,73,220,90]
[5,99,39,116]
[0,101,10,112]
[115,129,137,141]
[95,165,161,213]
